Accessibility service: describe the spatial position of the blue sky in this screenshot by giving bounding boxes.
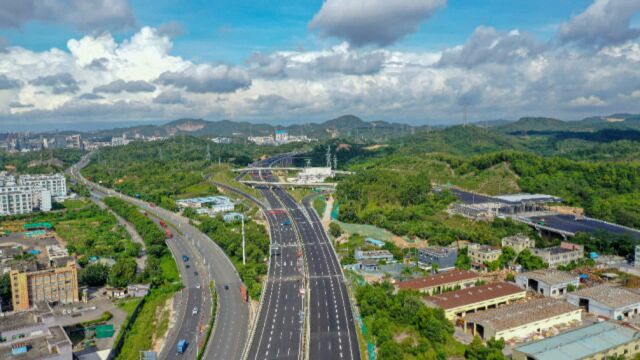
[1,0,595,63]
[0,0,639,127]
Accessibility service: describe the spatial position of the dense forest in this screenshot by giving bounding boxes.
[0,148,83,173]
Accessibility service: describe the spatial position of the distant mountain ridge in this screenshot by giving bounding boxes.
[496,114,640,134]
[90,115,414,140]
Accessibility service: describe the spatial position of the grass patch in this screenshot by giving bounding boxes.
[63,198,89,210]
[208,164,264,201]
[115,287,176,360]
[288,187,312,202]
[160,254,180,283]
[177,182,219,199]
[313,196,326,216]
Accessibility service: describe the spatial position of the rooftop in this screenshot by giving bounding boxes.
[513,321,640,360]
[424,282,525,310]
[419,246,456,256]
[570,285,640,309]
[518,269,578,285]
[396,269,479,290]
[464,297,580,332]
[492,193,562,203]
[176,195,233,205]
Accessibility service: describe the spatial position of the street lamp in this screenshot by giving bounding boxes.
[240,214,246,265]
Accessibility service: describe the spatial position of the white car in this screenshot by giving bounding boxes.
[195,284,201,289]
[192,307,198,315]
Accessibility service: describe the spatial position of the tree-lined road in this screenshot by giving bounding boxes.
[69,155,249,360]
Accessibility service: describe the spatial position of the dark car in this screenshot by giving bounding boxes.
[224,285,229,290]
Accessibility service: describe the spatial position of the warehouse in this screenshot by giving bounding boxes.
[515,270,579,297]
[464,297,582,341]
[512,321,640,360]
[567,285,640,320]
[395,269,480,295]
[423,282,526,320]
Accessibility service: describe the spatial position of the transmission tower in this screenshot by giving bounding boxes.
[333,155,337,170]
[326,145,332,169]
[206,143,211,163]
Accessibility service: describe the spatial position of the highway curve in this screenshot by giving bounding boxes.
[69,154,249,360]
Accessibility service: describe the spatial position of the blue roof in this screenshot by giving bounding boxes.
[365,238,385,246]
[514,322,640,360]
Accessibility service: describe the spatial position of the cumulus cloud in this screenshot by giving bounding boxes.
[156,64,251,93]
[0,0,135,31]
[31,73,80,94]
[153,90,185,104]
[0,74,21,89]
[247,52,288,78]
[314,49,387,75]
[438,26,545,68]
[569,95,606,107]
[93,79,156,93]
[558,0,640,48]
[309,0,446,47]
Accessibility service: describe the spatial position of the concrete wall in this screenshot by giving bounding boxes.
[491,309,582,341]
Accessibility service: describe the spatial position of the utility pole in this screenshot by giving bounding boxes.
[206,143,211,163]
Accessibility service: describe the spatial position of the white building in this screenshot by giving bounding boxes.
[18,174,67,199]
[176,195,235,215]
[274,129,289,143]
[567,285,640,320]
[0,185,34,216]
[289,167,333,184]
[515,269,580,297]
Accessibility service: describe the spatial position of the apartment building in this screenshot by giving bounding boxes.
[18,174,67,199]
[10,260,79,311]
[531,242,584,268]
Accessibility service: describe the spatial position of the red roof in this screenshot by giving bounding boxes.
[424,282,525,310]
[396,269,479,290]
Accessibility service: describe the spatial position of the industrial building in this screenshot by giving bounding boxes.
[501,234,535,254]
[176,195,234,214]
[0,302,72,359]
[515,270,580,297]
[567,285,640,320]
[417,246,457,271]
[423,282,527,320]
[467,244,502,270]
[464,297,581,342]
[512,321,640,360]
[10,260,79,311]
[354,250,394,262]
[531,242,583,268]
[395,269,479,295]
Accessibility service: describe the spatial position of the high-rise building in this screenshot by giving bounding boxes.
[10,260,79,311]
[275,129,289,143]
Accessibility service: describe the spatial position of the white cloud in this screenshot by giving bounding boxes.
[558,0,640,48]
[569,95,606,107]
[156,64,251,93]
[309,0,447,47]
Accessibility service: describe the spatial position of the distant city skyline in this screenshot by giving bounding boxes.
[1,0,640,128]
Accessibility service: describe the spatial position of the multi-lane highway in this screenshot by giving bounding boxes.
[69,155,249,360]
[246,171,305,360]
[246,155,360,360]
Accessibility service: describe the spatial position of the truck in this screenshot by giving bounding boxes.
[282,219,292,226]
[165,229,173,239]
[240,284,248,302]
[176,339,188,354]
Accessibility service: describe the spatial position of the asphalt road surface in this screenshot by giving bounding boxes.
[247,155,360,360]
[246,171,305,360]
[69,155,249,360]
[530,214,640,240]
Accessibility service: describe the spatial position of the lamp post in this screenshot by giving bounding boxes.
[241,214,246,265]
